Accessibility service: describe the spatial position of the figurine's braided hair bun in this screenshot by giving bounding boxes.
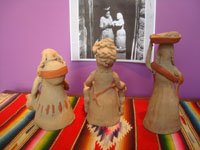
[93,38,117,60]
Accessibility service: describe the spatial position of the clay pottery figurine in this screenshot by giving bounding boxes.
[26,48,75,130]
[83,38,126,127]
[143,31,184,134]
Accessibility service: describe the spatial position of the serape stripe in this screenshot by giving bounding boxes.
[52,97,86,149]
[21,96,80,150]
[0,94,27,125]
[0,92,199,150]
[4,121,39,150]
[119,99,135,150]
[157,101,200,150]
[22,129,60,150]
[158,132,189,150]
[180,101,200,136]
[0,93,20,111]
[0,106,34,149]
[134,99,160,150]
[0,95,80,149]
[73,98,135,150]
[134,99,200,150]
[171,132,189,150]
[179,102,200,149]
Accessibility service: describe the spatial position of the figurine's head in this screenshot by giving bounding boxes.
[93,38,117,68]
[37,48,68,79]
[156,44,174,65]
[151,31,181,65]
[38,48,66,71]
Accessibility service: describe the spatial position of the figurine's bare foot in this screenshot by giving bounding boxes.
[25,94,34,110]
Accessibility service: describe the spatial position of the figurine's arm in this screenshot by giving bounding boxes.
[113,72,126,115]
[113,72,126,90]
[84,71,96,88]
[31,76,42,99]
[173,67,184,84]
[173,67,182,78]
[118,89,125,115]
[83,71,96,112]
[173,67,184,99]
[146,42,153,72]
[63,79,69,91]
[26,76,41,110]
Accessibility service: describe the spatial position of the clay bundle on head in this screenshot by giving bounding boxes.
[150,31,181,44]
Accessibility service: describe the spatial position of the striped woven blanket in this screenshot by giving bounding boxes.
[0,92,199,150]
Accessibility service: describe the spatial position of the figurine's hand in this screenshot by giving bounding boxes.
[84,103,88,113]
[174,68,184,83]
[83,83,91,113]
[119,105,124,115]
[32,90,39,100]
[63,79,69,91]
[174,68,180,77]
[26,94,34,110]
[32,93,37,100]
[123,85,127,91]
[84,86,90,91]
[174,71,182,78]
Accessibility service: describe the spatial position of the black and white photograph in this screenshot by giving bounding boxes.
[70,0,156,63]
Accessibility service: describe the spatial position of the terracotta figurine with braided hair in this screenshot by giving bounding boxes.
[83,38,126,127]
[143,32,184,134]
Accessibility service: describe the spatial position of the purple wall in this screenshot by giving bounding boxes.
[0,0,199,98]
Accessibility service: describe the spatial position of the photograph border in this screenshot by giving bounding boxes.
[69,0,156,63]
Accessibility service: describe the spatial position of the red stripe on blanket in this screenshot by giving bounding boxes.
[0,94,27,125]
[191,102,200,114]
[52,97,86,150]
[134,99,159,150]
[0,106,27,130]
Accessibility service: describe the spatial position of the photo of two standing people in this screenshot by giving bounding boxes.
[79,0,146,61]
